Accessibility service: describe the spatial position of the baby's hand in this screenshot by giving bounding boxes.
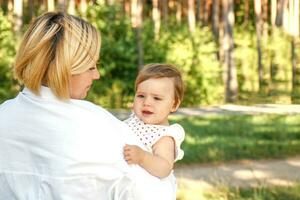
[123,144,145,165]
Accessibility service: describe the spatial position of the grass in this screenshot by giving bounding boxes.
[169,114,300,164]
[177,183,300,200]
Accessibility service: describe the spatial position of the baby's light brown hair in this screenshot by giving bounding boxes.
[135,63,184,107]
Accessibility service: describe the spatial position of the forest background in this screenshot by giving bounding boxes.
[0,0,300,108]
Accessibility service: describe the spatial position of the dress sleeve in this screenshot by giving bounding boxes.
[165,124,185,162]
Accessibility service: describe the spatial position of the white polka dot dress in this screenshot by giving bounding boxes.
[125,114,185,162]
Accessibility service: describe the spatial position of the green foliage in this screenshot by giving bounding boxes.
[165,26,223,106]
[0,9,18,103]
[85,4,137,108]
[170,114,300,164]
[0,4,298,107]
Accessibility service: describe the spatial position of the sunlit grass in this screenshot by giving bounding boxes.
[169,114,300,164]
[177,183,300,200]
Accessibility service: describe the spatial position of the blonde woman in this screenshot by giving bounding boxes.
[0,12,173,200]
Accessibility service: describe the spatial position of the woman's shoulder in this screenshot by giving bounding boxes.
[71,100,117,120]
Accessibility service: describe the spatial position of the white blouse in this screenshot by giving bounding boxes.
[0,87,176,200]
[125,114,185,162]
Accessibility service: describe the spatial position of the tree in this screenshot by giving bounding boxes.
[58,0,66,12]
[68,0,76,15]
[152,0,160,40]
[176,0,182,24]
[243,0,250,26]
[28,0,34,20]
[131,0,144,69]
[212,0,219,41]
[271,0,277,26]
[254,0,264,92]
[222,0,238,102]
[48,0,55,11]
[290,0,300,103]
[13,0,22,35]
[79,0,88,17]
[188,0,196,34]
[162,0,168,27]
[275,0,287,26]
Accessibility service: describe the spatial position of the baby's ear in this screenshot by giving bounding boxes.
[171,100,181,112]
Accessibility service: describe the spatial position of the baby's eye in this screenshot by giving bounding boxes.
[154,97,162,101]
[89,67,96,71]
[137,94,144,98]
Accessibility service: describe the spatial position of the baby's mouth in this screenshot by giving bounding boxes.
[142,110,153,115]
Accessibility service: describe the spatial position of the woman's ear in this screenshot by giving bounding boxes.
[171,100,181,112]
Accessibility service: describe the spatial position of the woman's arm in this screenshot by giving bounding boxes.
[123,136,175,178]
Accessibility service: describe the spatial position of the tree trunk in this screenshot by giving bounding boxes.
[131,0,144,69]
[58,0,66,13]
[123,0,131,17]
[79,0,87,16]
[243,0,249,26]
[176,0,182,24]
[271,0,277,26]
[262,0,268,22]
[212,0,219,41]
[196,0,200,22]
[291,36,300,104]
[7,0,13,21]
[152,0,161,40]
[188,0,196,34]
[13,0,22,35]
[68,0,76,15]
[254,0,264,92]
[162,0,168,27]
[48,0,55,11]
[28,0,34,20]
[275,0,287,26]
[291,0,300,103]
[222,0,238,102]
[204,0,210,25]
[199,0,204,23]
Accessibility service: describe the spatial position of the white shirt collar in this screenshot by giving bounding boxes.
[22,86,62,101]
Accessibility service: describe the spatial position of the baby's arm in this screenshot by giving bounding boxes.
[123,136,175,178]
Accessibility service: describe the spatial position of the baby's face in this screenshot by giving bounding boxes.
[133,77,178,125]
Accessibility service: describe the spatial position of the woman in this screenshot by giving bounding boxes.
[0,12,173,200]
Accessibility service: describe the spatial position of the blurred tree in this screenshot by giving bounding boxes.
[275,0,286,26]
[254,0,265,93]
[290,0,300,103]
[152,0,160,40]
[79,0,87,16]
[212,0,219,42]
[188,0,195,34]
[58,0,66,12]
[13,0,22,35]
[48,0,55,11]
[243,0,250,26]
[162,0,168,27]
[131,0,144,69]
[195,0,200,22]
[222,0,237,102]
[271,0,277,26]
[68,0,76,15]
[28,0,34,19]
[175,0,182,24]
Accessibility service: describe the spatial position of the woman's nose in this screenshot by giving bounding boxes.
[93,69,100,80]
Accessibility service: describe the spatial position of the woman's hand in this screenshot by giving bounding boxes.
[123,144,145,165]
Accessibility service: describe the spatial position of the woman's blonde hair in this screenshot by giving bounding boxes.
[14,12,101,99]
[135,63,184,106]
